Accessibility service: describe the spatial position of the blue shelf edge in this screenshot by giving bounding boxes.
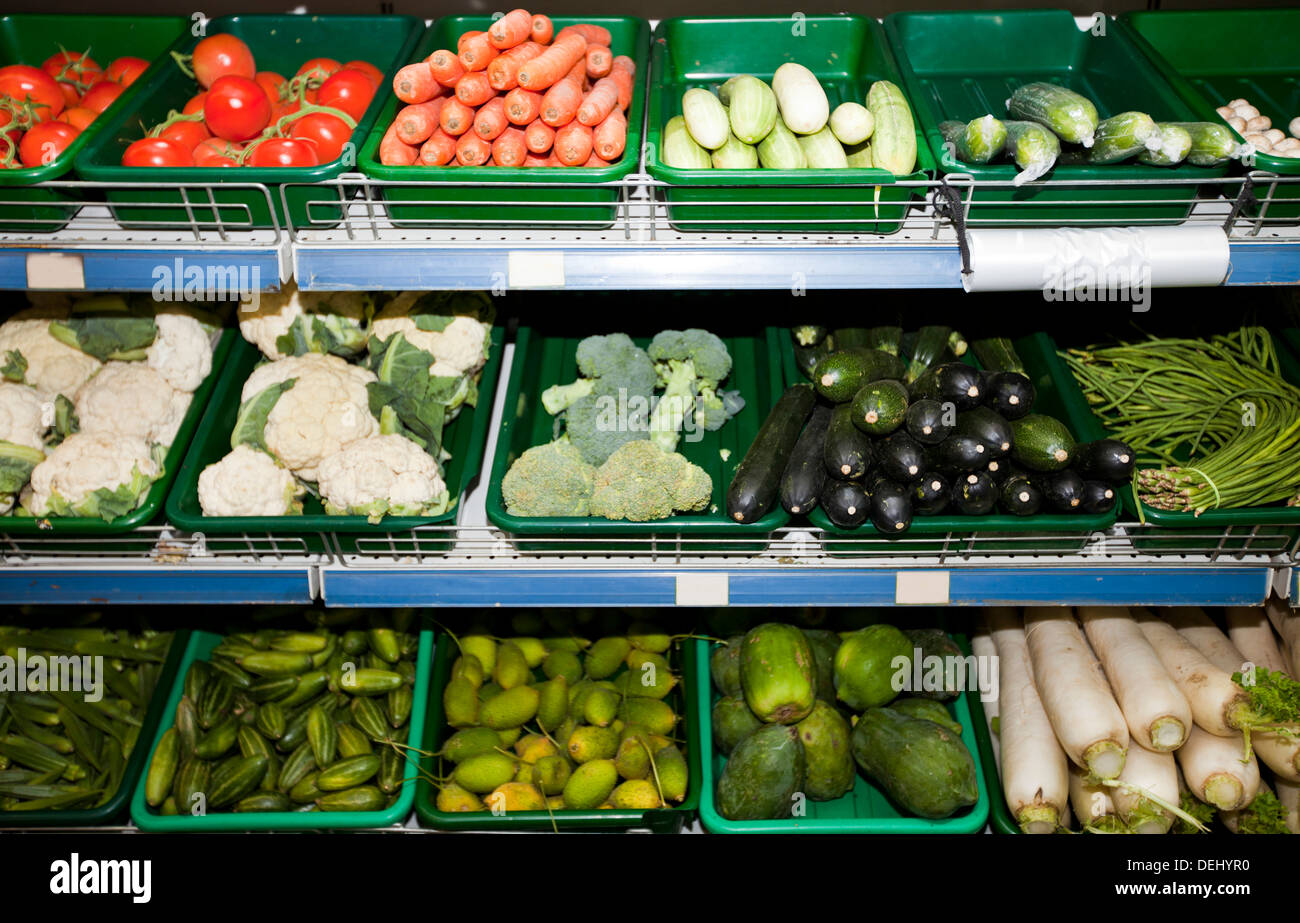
[0,569,314,605]
[0,248,283,292]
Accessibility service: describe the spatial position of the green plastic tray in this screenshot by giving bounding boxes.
[359,17,650,230]
[0,328,235,536]
[75,14,423,230]
[966,682,1020,834]
[885,9,1230,226]
[645,16,934,234]
[165,328,504,552]
[696,636,990,834]
[0,14,190,232]
[485,325,790,551]
[131,628,431,831]
[415,631,701,831]
[0,630,186,827]
[1119,9,1300,221]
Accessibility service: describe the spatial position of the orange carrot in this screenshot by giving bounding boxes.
[394,98,446,145]
[455,131,493,166]
[553,121,593,165]
[487,41,544,91]
[379,122,418,166]
[610,55,635,111]
[439,96,477,136]
[474,97,509,140]
[530,14,554,45]
[516,31,587,91]
[393,62,439,104]
[419,128,457,165]
[524,118,554,153]
[557,24,613,47]
[585,44,612,79]
[592,107,627,161]
[489,9,533,49]
[492,127,527,166]
[426,49,466,87]
[503,87,543,126]
[583,151,612,167]
[459,31,499,72]
[577,76,618,126]
[523,151,552,167]
[541,74,583,127]
[455,71,495,107]
[457,30,484,52]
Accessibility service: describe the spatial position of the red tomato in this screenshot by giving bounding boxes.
[316,69,375,123]
[18,120,80,167]
[289,112,350,163]
[269,98,303,126]
[203,75,271,142]
[121,137,194,167]
[246,137,318,167]
[341,60,383,89]
[156,118,211,152]
[41,51,103,105]
[254,71,286,104]
[105,56,149,87]
[182,92,207,115]
[296,58,341,82]
[78,80,125,114]
[0,109,21,147]
[58,106,98,130]
[0,65,66,121]
[193,137,243,167]
[192,34,255,89]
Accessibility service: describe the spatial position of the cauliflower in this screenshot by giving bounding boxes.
[22,431,162,521]
[0,316,102,400]
[501,440,597,517]
[315,434,447,522]
[371,291,493,377]
[0,382,47,450]
[239,281,371,360]
[198,445,304,516]
[74,362,191,448]
[148,313,214,392]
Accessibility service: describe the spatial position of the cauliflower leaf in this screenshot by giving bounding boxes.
[231,378,296,454]
[0,441,44,497]
[47,295,158,361]
[2,350,27,384]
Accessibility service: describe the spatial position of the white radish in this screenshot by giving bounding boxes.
[1080,606,1190,751]
[1265,597,1300,678]
[1275,778,1300,833]
[1177,724,1260,811]
[1069,763,1122,833]
[1251,731,1300,782]
[1220,778,1294,833]
[1024,607,1128,780]
[987,607,1068,833]
[1137,611,1255,737]
[1162,606,1248,673]
[1111,744,1179,834]
[971,624,1000,772]
[1225,606,1291,677]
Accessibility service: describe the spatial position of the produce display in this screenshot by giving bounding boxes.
[431,618,689,815]
[119,33,381,167]
[710,622,979,822]
[377,12,634,167]
[979,605,1300,834]
[0,626,175,813]
[0,295,219,521]
[1215,98,1300,160]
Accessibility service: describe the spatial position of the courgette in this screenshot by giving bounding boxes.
[824,403,874,479]
[936,433,987,472]
[1040,469,1085,512]
[1088,111,1160,165]
[866,326,902,356]
[868,479,912,535]
[954,407,1013,457]
[832,328,870,349]
[912,472,951,515]
[779,404,832,515]
[814,348,905,403]
[1000,474,1042,516]
[791,325,829,347]
[909,362,982,410]
[905,398,954,445]
[970,337,1026,374]
[950,471,997,515]
[1080,480,1117,515]
[1072,438,1135,482]
[1003,120,1060,186]
[850,379,909,436]
[1007,82,1099,147]
[983,371,1035,420]
[905,325,954,384]
[1009,413,1075,472]
[822,479,869,529]
[727,384,817,524]
[793,339,835,380]
[877,430,925,483]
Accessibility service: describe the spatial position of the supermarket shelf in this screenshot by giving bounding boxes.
[0,567,316,605]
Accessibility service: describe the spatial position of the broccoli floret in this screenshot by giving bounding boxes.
[648,329,732,385]
[542,333,656,415]
[564,380,650,466]
[693,387,747,432]
[645,329,736,451]
[501,441,596,517]
[589,441,713,522]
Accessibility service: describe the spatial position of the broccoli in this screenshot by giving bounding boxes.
[645,329,742,451]
[589,440,713,522]
[543,333,657,466]
[501,441,596,517]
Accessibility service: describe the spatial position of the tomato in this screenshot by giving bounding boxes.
[246,137,317,167]
[203,75,271,142]
[182,92,206,115]
[269,97,302,126]
[289,112,350,163]
[254,71,286,104]
[18,120,80,167]
[156,117,211,152]
[41,51,102,105]
[317,69,375,123]
[342,60,383,89]
[78,80,125,115]
[0,65,66,121]
[192,34,255,89]
[57,106,98,130]
[193,137,243,167]
[105,56,149,87]
[296,58,341,83]
[121,137,194,167]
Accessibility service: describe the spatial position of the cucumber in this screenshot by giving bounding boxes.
[797,126,848,169]
[868,478,913,534]
[941,114,1006,164]
[909,362,982,410]
[852,707,978,818]
[1041,469,1085,512]
[662,115,712,169]
[936,434,988,472]
[983,371,1035,420]
[877,430,925,483]
[316,785,386,812]
[844,140,873,168]
[1169,122,1238,166]
[866,326,902,356]
[1137,123,1192,167]
[829,102,874,146]
[1081,480,1117,515]
[970,337,1026,374]
[951,471,997,515]
[1007,82,1099,147]
[814,348,905,403]
[681,88,730,150]
[772,62,829,135]
[912,471,951,515]
[850,379,909,436]
[905,398,954,445]
[1000,474,1042,516]
[822,479,869,529]
[1003,120,1060,186]
[954,407,1013,457]
[1088,111,1159,165]
[1009,413,1076,472]
[712,132,759,169]
[727,75,779,145]
[757,118,807,169]
[779,404,832,515]
[1073,439,1136,482]
[823,403,874,479]
[866,80,916,175]
[726,384,817,524]
[905,325,954,384]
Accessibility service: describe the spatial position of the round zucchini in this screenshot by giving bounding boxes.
[1009,413,1076,472]
[814,348,905,404]
[850,379,909,436]
[912,472,951,515]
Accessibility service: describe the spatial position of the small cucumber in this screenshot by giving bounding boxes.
[681,87,730,150]
[339,669,403,697]
[145,728,178,808]
[233,791,291,813]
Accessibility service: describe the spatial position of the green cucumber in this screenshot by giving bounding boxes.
[941,115,1005,164]
[1088,111,1159,165]
[779,404,832,516]
[813,348,905,403]
[726,384,817,524]
[1137,123,1192,167]
[1009,413,1076,472]
[1007,82,1098,147]
[905,325,954,384]
[208,755,268,808]
[823,403,873,479]
[316,754,381,791]
[316,785,386,812]
[850,379,908,436]
[1003,120,1060,186]
[1169,122,1238,166]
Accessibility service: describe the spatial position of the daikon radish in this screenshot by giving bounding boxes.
[1069,763,1122,833]
[1251,731,1300,782]
[1177,724,1260,811]
[1264,597,1300,679]
[1226,606,1291,677]
[1024,607,1128,779]
[1080,606,1190,751]
[987,607,1068,833]
[1220,778,1291,834]
[1275,778,1300,833]
[1111,744,1178,834]
[1162,606,1248,673]
[1136,611,1255,737]
[971,624,1000,772]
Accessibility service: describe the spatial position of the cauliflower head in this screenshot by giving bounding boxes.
[589,440,713,522]
[239,281,372,361]
[501,440,597,517]
[198,445,304,516]
[148,313,215,392]
[0,317,102,400]
[74,362,192,448]
[0,382,47,450]
[22,431,162,521]
[316,433,447,523]
[371,291,493,377]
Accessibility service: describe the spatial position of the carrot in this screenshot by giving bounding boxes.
[530,14,553,45]
[457,30,484,52]
[379,122,418,166]
[439,96,477,136]
[523,151,552,167]
[553,121,593,166]
[419,128,457,166]
[394,99,446,145]
[491,127,527,166]
[524,118,554,154]
[487,41,545,91]
[541,75,583,127]
[474,97,509,141]
[503,88,543,126]
[577,76,619,126]
[459,31,499,72]
[455,71,495,107]
[455,131,493,166]
[610,56,635,111]
[583,151,611,167]
[516,31,587,91]
[426,49,466,87]
[592,107,626,161]
[489,9,533,49]
[393,62,439,104]
[556,23,613,47]
[585,44,612,79]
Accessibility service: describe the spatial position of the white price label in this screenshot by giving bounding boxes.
[676,573,729,606]
[895,570,950,605]
[26,252,85,290]
[507,250,565,288]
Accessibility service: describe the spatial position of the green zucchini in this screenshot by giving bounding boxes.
[1168,122,1238,166]
[1088,111,1159,165]
[726,384,817,524]
[1009,413,1076,472]
[866,326,902,356]
[970,337,1025,374]
[850,379,909,436]
[832,328,870,349]
[1000,474,1042,516]
[953,406,1013,456]
[1007,82,1099,147]
[813,348,906,403]
[779,404,832,515]
[909,362,983,410]
[1003,120,1060,186]
[868,479,913,534]
[823,403,873,479]
[1137,123,1192,167]
[791,325,829,347]
[793,339,835,380]
[822,479,868,528]
[905,325,953,384]
[661,115,712,169]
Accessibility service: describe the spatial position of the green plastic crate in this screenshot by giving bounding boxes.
[130,628,431,831]
[415,631,701,831]
[0,14,190,232]
[0,328,235,536]
[696,636,990,833]
[645,16,934,234]
[165,328,504,554]
[1119,10,1300,222]
[0,630,186,827]
[485,325,789,552]
[75,14,423,230]
[359,17,650,230]
[966,683,1020,834]
[885,9,1230,226]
